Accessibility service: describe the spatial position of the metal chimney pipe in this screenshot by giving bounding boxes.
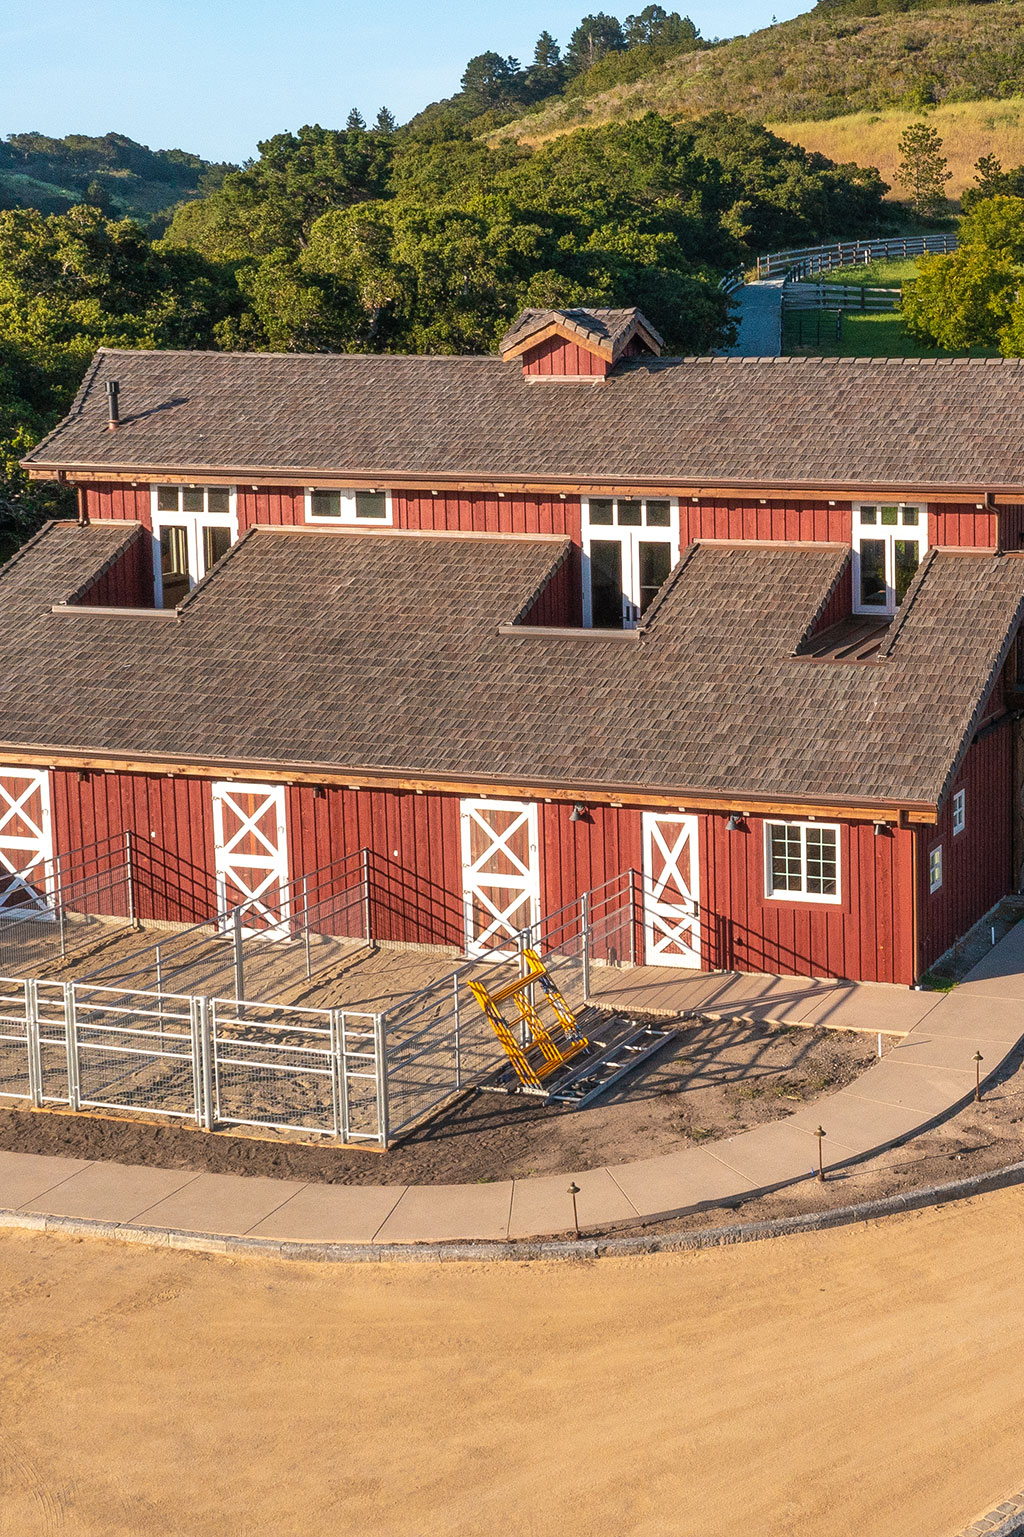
[105,379,120,430]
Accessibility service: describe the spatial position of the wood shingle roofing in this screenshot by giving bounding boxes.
[22,347,1024,495]
[2,521,1022,813]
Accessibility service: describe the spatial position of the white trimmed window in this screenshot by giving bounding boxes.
[929,845,943,893]
[765,821,841,904]
[582,496,679,629]
[152,485,237,608]
[304,488,392,525]
[953,789,966,836]
[853,503,928,617]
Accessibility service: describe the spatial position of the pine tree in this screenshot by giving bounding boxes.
[896,121,952,216]
[533,30,561,67]
[374,106,398,133]
[346,108,367,132]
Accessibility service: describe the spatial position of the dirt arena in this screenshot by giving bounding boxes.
[2,1187,1024,1536]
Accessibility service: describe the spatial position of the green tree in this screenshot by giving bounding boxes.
[900,196,1024,352]
[564,14,626,74]
[533,30,561,67]
[346,108,367,131]
[896,120,951,215]
[374,107,398,133]
[459,52,524,110]
[623,6,698,46]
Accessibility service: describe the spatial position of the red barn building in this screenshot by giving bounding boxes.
[6,305,1024,988]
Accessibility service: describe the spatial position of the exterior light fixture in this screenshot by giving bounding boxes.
[570,803,588,822]
[874,821,888,836]
[726,814,743,832]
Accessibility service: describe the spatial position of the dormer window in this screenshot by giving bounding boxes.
[582,496,679,628]
[305,488,392,525]
[853,503,927,616]
[152,485,237,608]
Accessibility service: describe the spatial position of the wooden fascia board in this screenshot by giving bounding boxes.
[0,744,938,823]
[22,464,1018,507]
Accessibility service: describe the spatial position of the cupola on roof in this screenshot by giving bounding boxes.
[499,306,663,369]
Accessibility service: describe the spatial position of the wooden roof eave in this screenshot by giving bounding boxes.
[0,740,940,824]
[19,460,1024,507]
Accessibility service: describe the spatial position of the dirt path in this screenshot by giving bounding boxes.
[2,1190,1024,1536]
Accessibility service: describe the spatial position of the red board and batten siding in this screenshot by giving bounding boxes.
[522,336,609,376]
[917,724,1014,971]
[50,767,218,924]
[74,527,153,608]
[81,484,152,526]
[40,764,925,980]
[698,814,917,985]
[678,501,850,546]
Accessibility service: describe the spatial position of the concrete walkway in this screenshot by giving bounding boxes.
[2,926,1023,1247]
[721,277,784,357]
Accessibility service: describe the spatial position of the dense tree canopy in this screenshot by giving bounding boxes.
[0,112,890,557]
[901,195,1024,352]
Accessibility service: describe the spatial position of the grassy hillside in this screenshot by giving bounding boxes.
[493,2,1024,145]
[770,98,1024,198]
[0,133,234,227]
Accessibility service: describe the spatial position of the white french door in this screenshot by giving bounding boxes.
[211,782,289,937]
[153,486,238,608]
[642,813,701,968]
[582,497,679,629]
[853,502,927,616]
[460,799,541,958]
[0,770,55,918]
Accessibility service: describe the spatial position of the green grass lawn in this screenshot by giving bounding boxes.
[807,257,923,288]
[782,308,997,359]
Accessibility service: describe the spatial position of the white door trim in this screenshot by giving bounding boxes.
[211,782,289,937]
[581,497,679,628]
[0,770,55,918]
[152,488,238,606]
[460,798,541,958]
[642,812,701,968]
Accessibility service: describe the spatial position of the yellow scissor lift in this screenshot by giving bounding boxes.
[467,948,672,1107]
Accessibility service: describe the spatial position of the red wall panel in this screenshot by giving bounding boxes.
[698,813,916,985]
[81,484,152,526]
[917,722,1014,970]
[237,487,305,529]
[679,501,850,546]
[394,490,581,541]
[931,503,997,548]
[522,337,609,376]
[75,526,153,608]
[50,768,219,923]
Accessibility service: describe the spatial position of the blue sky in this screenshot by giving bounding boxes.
[2,0,810,164]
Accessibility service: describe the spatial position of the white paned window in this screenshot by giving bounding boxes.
[764,821,841,904]
[152,485,237,608]
[581,496,679,629]
[929,845,943,893]
[304,489,392,525]
[952,789,966,836]
[853,503,928,618]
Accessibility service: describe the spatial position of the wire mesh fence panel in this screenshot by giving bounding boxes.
[0,835,136,979]
[209,997,382,1141]
[70,983,200,1121]
[0,975,31,1102]
[36,980,70,1103]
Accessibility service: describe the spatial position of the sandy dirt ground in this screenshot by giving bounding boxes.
[2,1189,1024,1537]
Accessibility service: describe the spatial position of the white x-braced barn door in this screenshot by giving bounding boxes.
[211,782,289,937]
[460,799,541,958]
[0,770,55,918]
[642,812,700,968]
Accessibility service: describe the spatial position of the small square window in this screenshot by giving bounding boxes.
[860,506,877,525]
[929,845,943,893]
[156,485,179,513]
[206,488,231,516]
[765,821,840,903]
[181,488,204,513]
[645,500,671,527]
[880,505,899,526]
[588,499,614,525]
[311,490,343,518]
[617,499,642,527]
[355,490,387,520]
[901,506,919,527]
[953,789,966,836]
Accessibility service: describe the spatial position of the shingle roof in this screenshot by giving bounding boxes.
[1,521,1021,811]
[23,347,1024,495]
[498,306,662,361]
